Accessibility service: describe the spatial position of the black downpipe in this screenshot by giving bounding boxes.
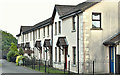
[51,22,53,67]
[77,14,79,74]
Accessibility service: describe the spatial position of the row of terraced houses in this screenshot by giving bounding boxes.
[16,0,120,74]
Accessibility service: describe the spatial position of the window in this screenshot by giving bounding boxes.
[47,25,49,36]
[21,35,23,42]
[59,48,61,62]
[43,27,45,37]
[55,22,57,35]
[25,34,27,41]
[72,15,76,30]
[92,13,101,28]
[27,33,29,41]
[58,21,61,34]
[55,47,57,62]
[30,32,32,41]
[36,30,37,39]
[43,48,45,59]
[73,47,76,65]
[33,31,35,40]
[38,29,40,39]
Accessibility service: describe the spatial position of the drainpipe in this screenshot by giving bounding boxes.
[51,22,53,67]
[77,14,79,74]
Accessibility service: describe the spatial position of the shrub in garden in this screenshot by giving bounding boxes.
[7,50,15,62]
[7,43,19,62]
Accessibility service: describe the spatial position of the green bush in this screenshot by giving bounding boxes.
[10,43,18,52]
[18,48,24,55]
[7,43,19,62]
[7,50,15,62]
[14,51,19,57]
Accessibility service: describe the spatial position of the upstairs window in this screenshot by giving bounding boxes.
[55,22,57,35]
[30,32,32,41]
[47,25,49,36]
[38,29,40,39]
[92,13,101,28]
[27,33,29,41]
[58,21,61,34]
[43,27,45,37]
[72,15,76,30]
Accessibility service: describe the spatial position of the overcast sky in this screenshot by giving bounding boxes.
[0,0,86,38]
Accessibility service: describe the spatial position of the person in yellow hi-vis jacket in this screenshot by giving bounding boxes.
[16,55,23,66]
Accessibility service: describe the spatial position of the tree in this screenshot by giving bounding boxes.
[7,43,19,62]
[1,30,17,51]
[10,42,18,51]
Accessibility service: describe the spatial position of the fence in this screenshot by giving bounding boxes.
[22,59,110,74]
[22,58,69,74]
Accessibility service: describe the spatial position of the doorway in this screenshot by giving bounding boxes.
[109,46,115,73]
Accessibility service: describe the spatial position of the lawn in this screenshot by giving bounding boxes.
[26,65,68,74]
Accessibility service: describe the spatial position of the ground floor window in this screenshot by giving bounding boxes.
[43,48,45,60]
[55,47,57,62]
[73,47,76,65]
[59,48,61,62]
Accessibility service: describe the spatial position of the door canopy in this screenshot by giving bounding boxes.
[56,37,68,49]
[43,39,52,47]
[103,32,120,46]
[21,43,24,48]
[25,42,30,48]
[35,41,42,48]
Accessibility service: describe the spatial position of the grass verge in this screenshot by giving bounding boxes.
[26,65,68,74]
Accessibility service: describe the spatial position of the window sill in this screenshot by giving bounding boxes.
[54,34,57,36]
[58,33,61,35]
[90,28,103,30]
[54,62,61,64]
[71,30,76,32]
[72,64,76,67]
[47,35,49,37]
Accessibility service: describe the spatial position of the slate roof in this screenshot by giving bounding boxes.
[55,5,76,17]
[23,17,52,34]
[60,0,101,19]
[103,32,120,46]
[16,26,33,36]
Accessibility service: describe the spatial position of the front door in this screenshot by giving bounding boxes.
[109,46,114,73]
